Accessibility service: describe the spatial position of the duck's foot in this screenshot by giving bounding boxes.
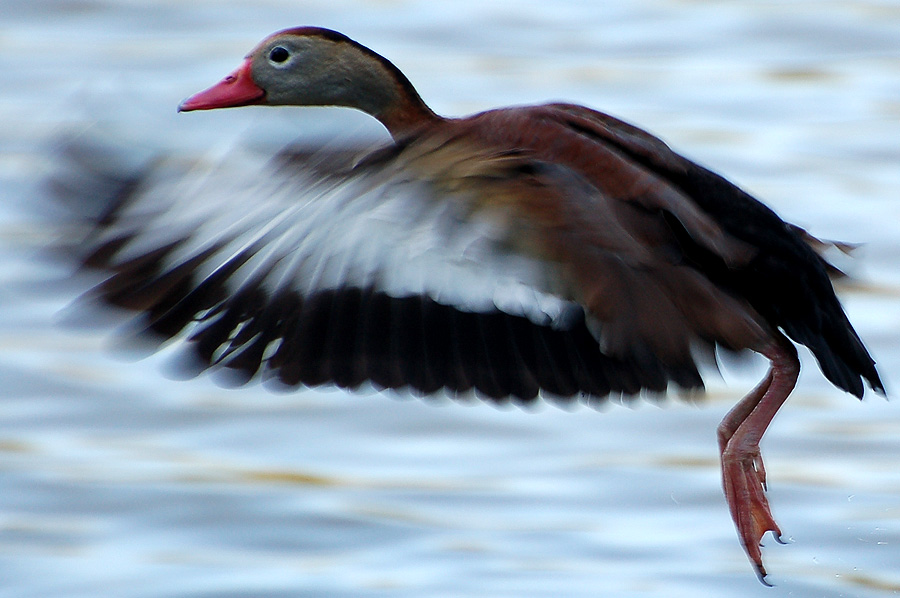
[721,446,782,585]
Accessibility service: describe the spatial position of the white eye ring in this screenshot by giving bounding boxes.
[268,46,291,66]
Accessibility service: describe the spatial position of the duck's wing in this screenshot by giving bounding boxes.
[47,133,758,405]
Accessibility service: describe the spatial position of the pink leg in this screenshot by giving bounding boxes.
[718,338,799,584]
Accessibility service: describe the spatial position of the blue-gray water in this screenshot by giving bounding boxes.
[2,2,900,596]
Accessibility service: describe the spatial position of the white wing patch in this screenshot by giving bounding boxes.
[98,144,579,331]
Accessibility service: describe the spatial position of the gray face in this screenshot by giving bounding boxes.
[249,37,330,105]
[248,35,396,115]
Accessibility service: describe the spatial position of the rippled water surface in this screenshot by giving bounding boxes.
[2,2,900,597]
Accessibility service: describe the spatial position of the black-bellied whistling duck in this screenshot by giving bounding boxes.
[64,27,882,582]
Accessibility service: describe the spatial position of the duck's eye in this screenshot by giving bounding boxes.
[268,46,290,64]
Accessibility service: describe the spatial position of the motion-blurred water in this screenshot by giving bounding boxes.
[2,2,900,596]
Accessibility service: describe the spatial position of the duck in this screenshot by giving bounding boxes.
[66,26,882,583]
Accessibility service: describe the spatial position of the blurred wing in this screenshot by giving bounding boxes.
[48,135,717,405]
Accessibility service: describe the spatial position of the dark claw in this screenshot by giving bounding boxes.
[752,563,774,587]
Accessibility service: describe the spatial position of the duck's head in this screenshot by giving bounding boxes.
[178,27,439,138]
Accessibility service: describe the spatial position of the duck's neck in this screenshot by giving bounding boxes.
[377,94,443,140]
[343,46,444,139]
